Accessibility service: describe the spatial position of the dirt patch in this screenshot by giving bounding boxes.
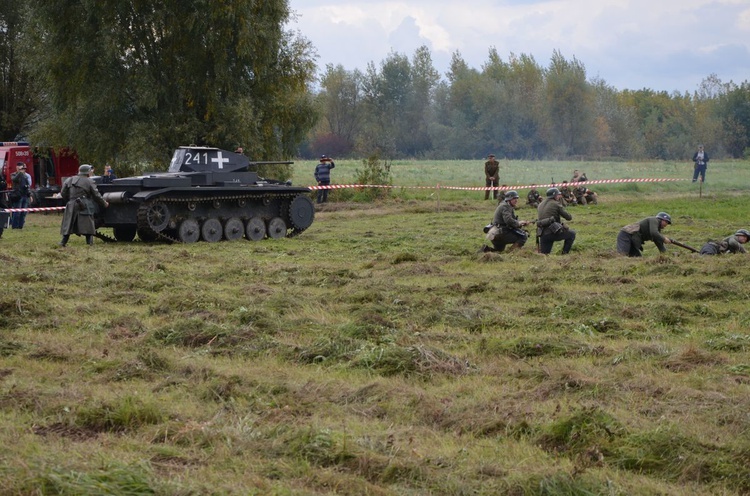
[33,422,99,441]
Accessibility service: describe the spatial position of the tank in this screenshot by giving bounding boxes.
[93,146,314,243]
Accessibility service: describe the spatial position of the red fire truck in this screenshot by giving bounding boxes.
[0,141,80,207]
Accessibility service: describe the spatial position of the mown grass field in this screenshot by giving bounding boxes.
[1,159,750,495]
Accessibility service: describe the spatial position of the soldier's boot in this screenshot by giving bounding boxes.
[59,235,69,247]
[86,235,94,246]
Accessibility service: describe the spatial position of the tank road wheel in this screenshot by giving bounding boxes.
[144,201,170,232]
[224,217,244,241]
[178,219,200,243]
[267,217,287,239]
[288,195,315,236]
[201,218,223,242]
[245,217,266,241]
[113,226,137,242]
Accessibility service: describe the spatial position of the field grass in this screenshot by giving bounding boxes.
[1,159,750,495]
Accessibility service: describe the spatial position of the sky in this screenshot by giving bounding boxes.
[288,0,750,93]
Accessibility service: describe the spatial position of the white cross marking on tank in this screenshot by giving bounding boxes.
[212,152,229,169]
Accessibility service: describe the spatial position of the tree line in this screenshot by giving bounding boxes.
[308,48,750,161]
[2,0,749,168]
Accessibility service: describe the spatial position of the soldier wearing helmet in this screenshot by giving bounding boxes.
[536,187,576,254]
[526,184,542,208]
[59,164,109,246]
[699,229,750,255]
[480,190,533,253]
[617,212,673,257]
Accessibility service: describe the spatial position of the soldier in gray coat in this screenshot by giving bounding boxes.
[60,164,109,246]
[616,212,672,257]
[700,229,749,255]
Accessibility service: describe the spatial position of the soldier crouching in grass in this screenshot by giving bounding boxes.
[700,229,750,255]
[536,187,576,255]
[616,212,672,257]
[480,190,533,253]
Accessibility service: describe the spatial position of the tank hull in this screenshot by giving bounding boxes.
[93,146,314,242]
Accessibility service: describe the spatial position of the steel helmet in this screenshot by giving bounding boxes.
[78,164,93,175]
[505,190,520,200]
[546,187,560,198]
[734,229,750,238]
[656,212,672,224]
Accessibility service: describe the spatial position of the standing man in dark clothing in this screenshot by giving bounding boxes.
[102,164,117,183]
[482,190,533,253]
[11,162,32,229]
[536,187,576,255]
[0,164,8,238]
[484,154,499,200]
[692,144,709,182]
[314,155,335,204]
[59,164,109,246]
[616,212,672,257]
[700,229,749,255]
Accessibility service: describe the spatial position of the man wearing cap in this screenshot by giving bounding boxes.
[700,229,749,255]
[484,154,500,200]
[536,188,576,254]
[59,164,109,246]
[481,190,533,253]
[617,212,673,257]
[314,155,335,204]
[11,162,32,229]
[692,144,709,183]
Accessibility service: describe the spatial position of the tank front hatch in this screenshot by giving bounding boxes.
[170,146,250,173]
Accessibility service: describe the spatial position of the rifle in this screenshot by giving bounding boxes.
[670,238,699,253]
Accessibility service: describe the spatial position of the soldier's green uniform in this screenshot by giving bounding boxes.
[559,182,577,206]
[700,230,750,255]
[617,213,671,257]
[483,191,529,252]
[536,188,575,254]
[484,155,499,200]
[574,185,597,205]
[527,187,542,208]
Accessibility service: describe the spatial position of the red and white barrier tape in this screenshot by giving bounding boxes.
[3,206,65,213]
[309,177,688,191]
[0,177,689,212]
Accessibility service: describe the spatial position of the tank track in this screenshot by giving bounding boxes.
[101,191,311,243]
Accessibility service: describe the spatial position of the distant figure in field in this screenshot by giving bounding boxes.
[314,154,335,204]
[526,184,542,208]
[558,181,577,206]
[617,212,673,257]
[574,184,598,205]
[484,154,499,200]
[700,229,749,255]
[692,144,709,182]
[571,169,588,182]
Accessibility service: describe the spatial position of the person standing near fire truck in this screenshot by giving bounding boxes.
[11,162,32,229]
[59,164,109,246]
[0,164,8,238]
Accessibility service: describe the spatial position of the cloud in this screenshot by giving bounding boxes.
[289,0,750,91]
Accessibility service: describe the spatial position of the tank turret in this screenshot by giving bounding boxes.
[94,146,314,243]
